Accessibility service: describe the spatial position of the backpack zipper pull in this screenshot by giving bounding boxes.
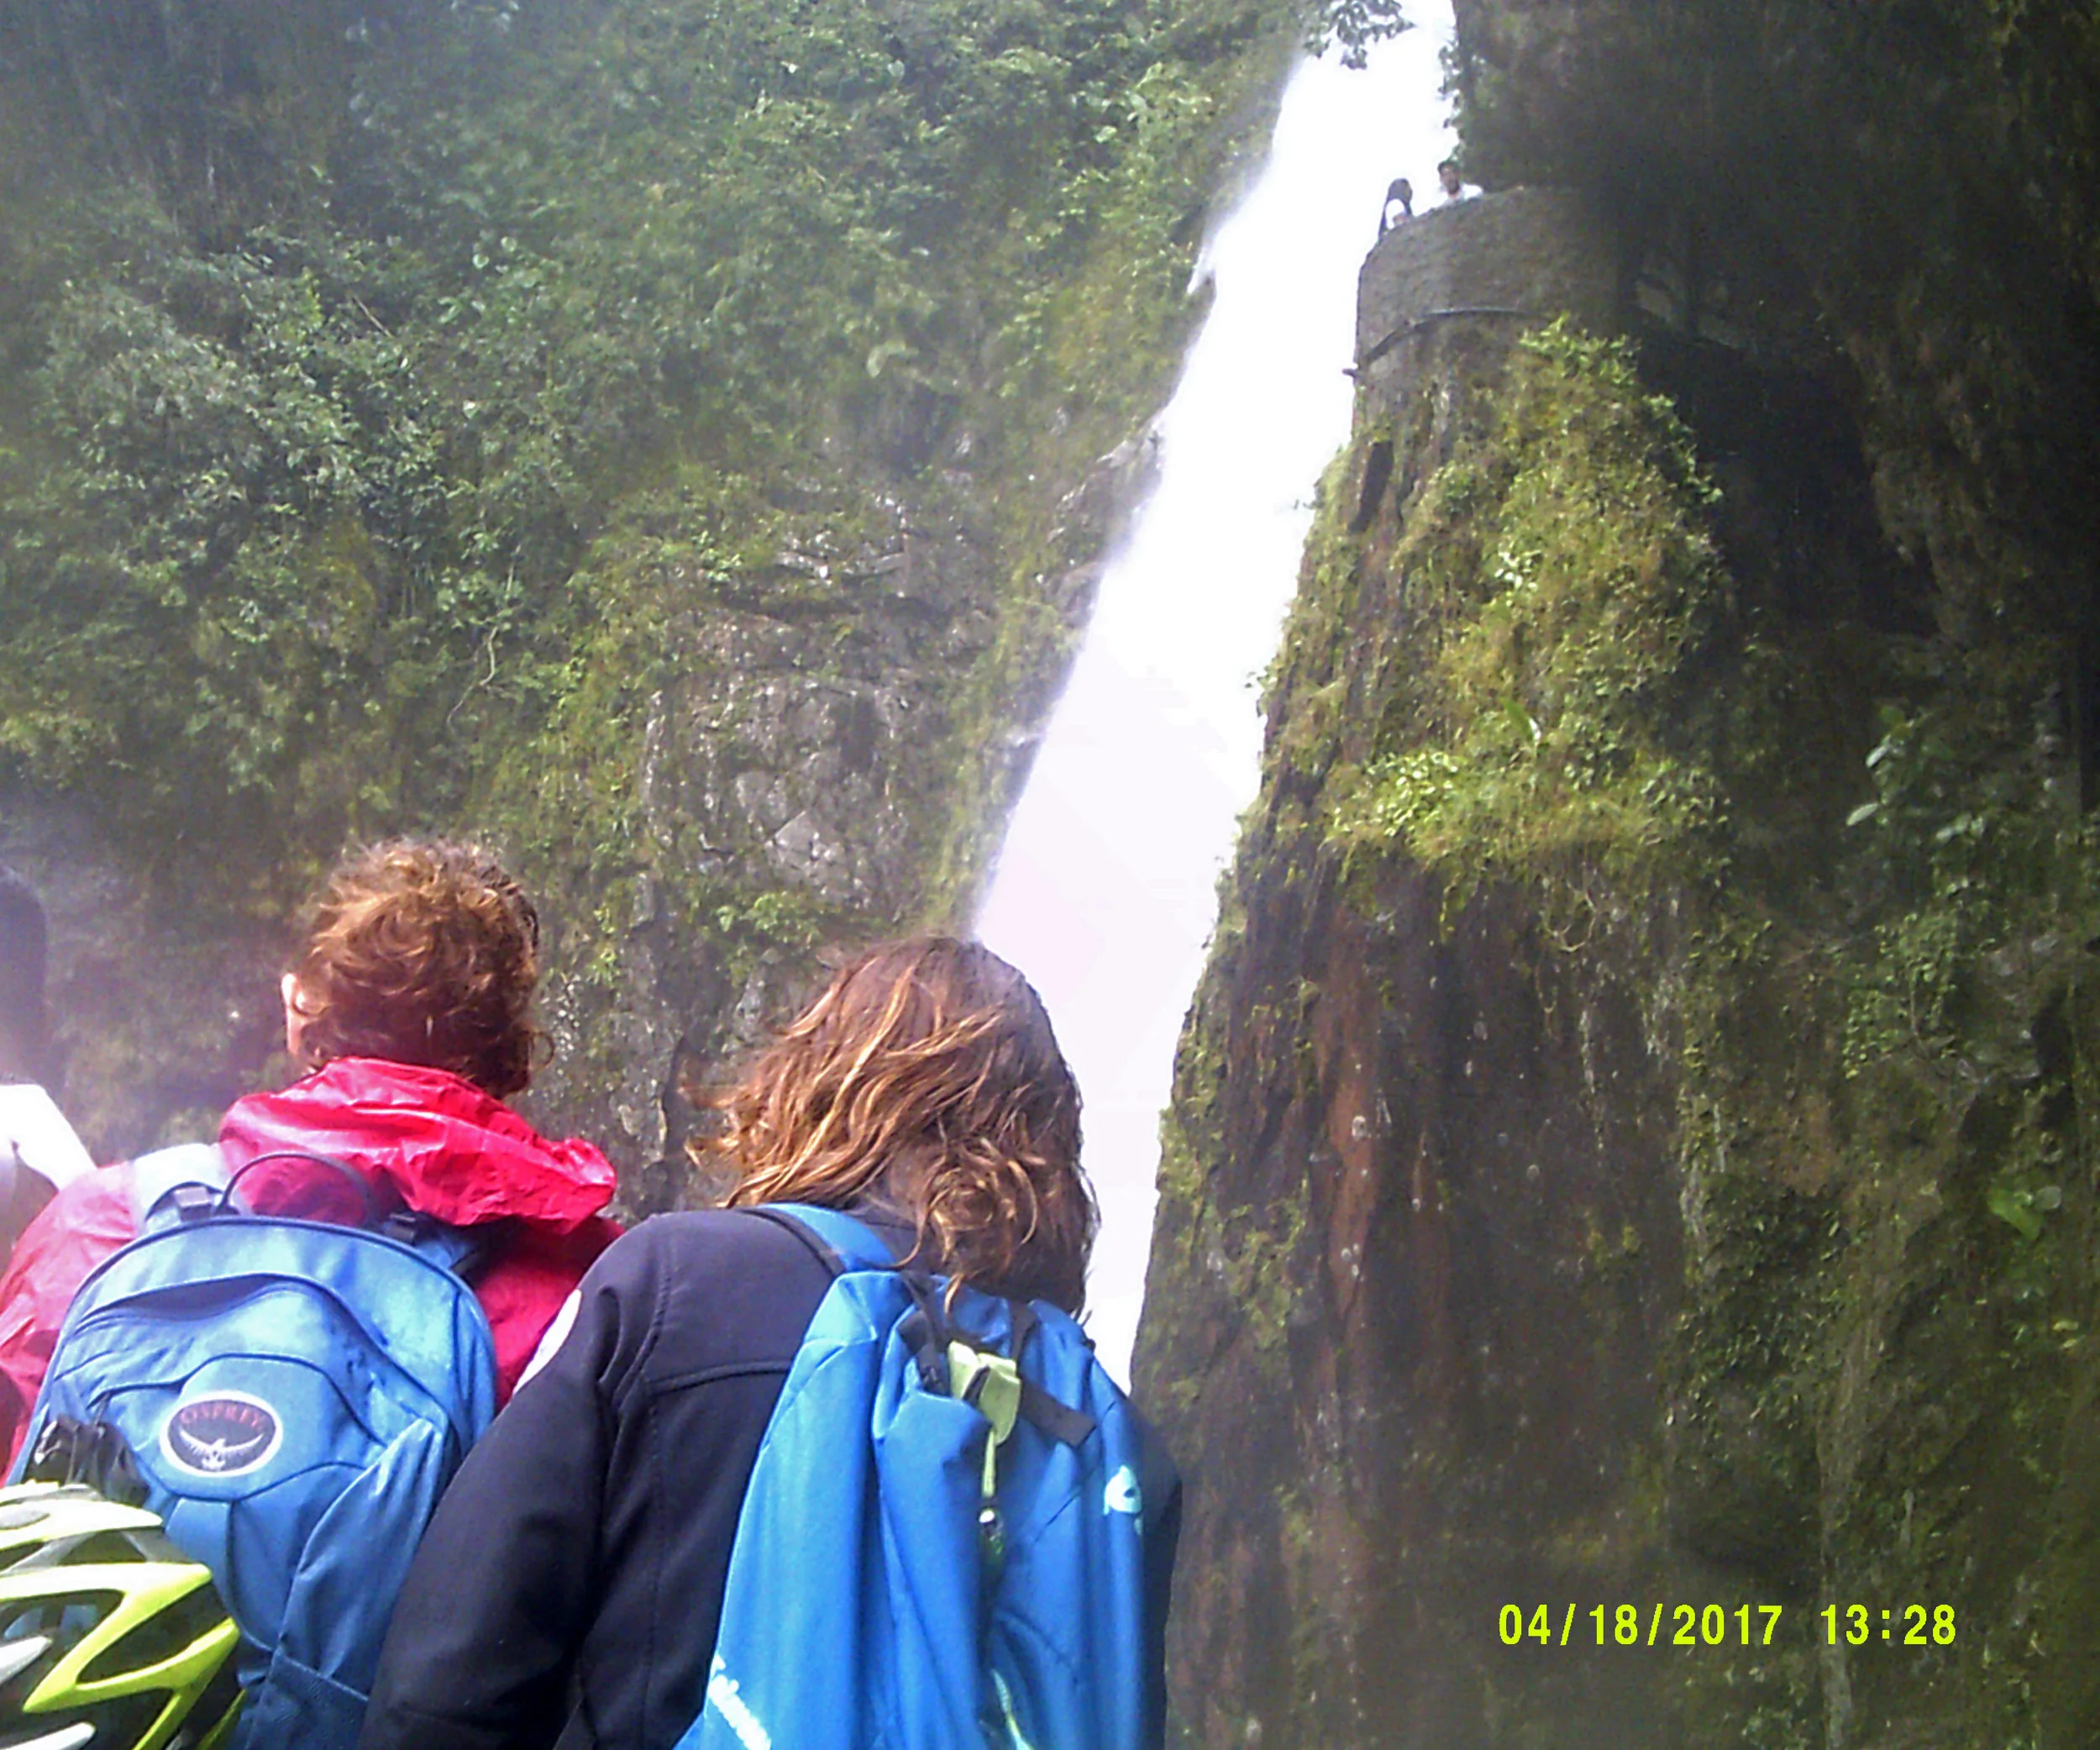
[948,1339,1023,1581]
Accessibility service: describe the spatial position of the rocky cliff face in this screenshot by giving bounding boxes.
[0,0,1294,1196]
[1137,8,2100,1744]
[0,441,1137,1188]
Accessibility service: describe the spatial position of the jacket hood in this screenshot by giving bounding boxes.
[219,1057,617,1232]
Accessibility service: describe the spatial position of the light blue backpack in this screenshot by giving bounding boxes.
[11,1145,496,1750]
[682,1204,1152,1750]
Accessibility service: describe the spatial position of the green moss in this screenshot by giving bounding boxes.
[1149,257,2100,1738]
[1321,320,1729,924]
[0,0,1391,1159]
[1214,1189,1308,1357]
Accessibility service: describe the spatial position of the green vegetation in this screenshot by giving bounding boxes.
[1323,323,1727,922]
[1148,290,2100,1740]
[0,0,1394,1155]
[0,0,1236,886]
[1127,0,2100,1742]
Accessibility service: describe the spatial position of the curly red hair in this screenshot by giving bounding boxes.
[290,839,542,1096]
[709,937,1096,1311]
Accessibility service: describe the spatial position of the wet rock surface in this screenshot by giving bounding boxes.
[529,488,1119,1210]
[1141,854,1688,1747]
[3,455,1126,1212]
[1138,41,2100,1730]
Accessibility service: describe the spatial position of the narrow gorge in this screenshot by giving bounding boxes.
[8,3,2100,1747]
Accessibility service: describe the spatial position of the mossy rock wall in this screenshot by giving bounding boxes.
[1137,145,2100,1750]
[0,0,1331,1195]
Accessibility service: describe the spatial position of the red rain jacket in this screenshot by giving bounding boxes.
[0,1057,621,1464]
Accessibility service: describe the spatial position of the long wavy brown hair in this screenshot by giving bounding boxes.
[290,838,543,1096]
[710,937,1095,1311]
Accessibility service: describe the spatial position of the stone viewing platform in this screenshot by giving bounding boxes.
[1353,187,1620,400]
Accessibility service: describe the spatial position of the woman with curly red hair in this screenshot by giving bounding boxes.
[0,839,622,1455]
[360,935,1178,1750]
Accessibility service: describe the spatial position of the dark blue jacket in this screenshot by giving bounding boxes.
[358,1207,1179,1750]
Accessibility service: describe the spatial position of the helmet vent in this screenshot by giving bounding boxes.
[80,1594,213,1687]
[0,1592,121,1659]
[0,1634,50,1687]
[0,1724,94,1750]
[0,1593,120,1716]
[7,1532,144,1576]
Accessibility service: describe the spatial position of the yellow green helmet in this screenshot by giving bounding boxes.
[0,1483,241,1750]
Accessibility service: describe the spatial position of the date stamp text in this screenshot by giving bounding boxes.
[1497,1604,1957,1649]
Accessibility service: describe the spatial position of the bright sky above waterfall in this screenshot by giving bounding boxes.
[976,11,1459,1385]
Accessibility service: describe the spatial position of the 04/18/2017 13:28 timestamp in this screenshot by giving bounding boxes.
[1498,1605,1958,1649]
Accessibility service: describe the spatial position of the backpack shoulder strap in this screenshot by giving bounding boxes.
[752,1202,899,1274]
[759,1208,1100,1442]
[753,1205,953,1393]
[1005,1302,1098,1448]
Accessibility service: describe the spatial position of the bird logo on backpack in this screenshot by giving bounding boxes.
[682,1205,1156,1750]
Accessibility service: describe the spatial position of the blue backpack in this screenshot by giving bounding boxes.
[11,1145,496,1750]
[681,1204,1152,1750]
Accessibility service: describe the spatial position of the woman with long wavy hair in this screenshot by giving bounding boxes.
[360,936,1179,1750]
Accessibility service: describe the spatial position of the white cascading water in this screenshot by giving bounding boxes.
[976,11,1458,1383]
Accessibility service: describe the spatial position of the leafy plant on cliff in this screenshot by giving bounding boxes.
[1326,321,1729,924]
[0,0,1241,878]
[1838,659,2087,1081]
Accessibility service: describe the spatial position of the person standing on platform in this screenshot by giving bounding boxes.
[1436,157,1483,203]
[1379,175,1414,232]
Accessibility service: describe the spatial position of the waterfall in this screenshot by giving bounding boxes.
[975,13,1457,1383]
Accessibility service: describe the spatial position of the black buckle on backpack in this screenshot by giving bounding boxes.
[381,1208,491,1281]
[897,1274,952,1397]
[1005,1305,1097,1449]
[897,1288,1099,1448]
[25,1416,149,1506]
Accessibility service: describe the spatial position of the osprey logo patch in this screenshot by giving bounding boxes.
[161,1392,282,1478]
